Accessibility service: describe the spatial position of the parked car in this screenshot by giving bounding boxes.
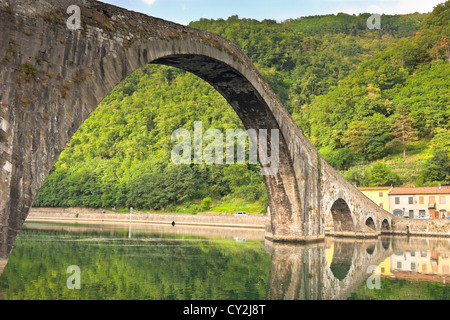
[416,216,430,220]
[235,211,247,216]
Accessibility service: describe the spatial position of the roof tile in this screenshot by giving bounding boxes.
[388,186,450,195]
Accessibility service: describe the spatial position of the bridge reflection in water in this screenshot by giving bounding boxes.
[265,237,450,300]
[1,222,450,300]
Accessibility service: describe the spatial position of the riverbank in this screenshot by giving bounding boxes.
[27,207,269,229]
[27,208,450,238]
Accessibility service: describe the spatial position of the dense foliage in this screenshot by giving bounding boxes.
[34,2,450,211]
[305,2,449,176]
[34,66,265,211]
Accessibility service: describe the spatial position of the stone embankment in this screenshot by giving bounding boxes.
[27,208,450,238]
[27,207,269,229]
[390,218,450,237]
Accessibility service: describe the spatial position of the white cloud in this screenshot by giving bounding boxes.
[386,0,443,14]
[142,0,156,6]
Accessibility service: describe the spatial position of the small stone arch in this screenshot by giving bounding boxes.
[381,219,390,232]
[330,198,354,232]
[381,219,390,230]
[365,217,376,231]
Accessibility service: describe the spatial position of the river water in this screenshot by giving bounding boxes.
[0,221,449,300]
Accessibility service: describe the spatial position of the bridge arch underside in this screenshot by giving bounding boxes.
[0,16,308,266]
[381,219,390,231]
[365,217,376,231]
[329,199,354,232]
[151,54,304,238]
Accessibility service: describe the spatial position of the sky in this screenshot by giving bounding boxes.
[99,0,444,25]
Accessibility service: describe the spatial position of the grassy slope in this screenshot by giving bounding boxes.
[339,139,434,187]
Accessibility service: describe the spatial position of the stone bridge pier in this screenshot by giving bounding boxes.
[0,0,397,274]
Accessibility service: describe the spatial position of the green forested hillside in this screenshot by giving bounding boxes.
[305,2,449,186]
[33,2,450,212]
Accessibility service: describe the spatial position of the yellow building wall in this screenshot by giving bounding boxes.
[360,188,392,212]
[378,257,393,278]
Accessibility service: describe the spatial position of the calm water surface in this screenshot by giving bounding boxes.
[0,221,449,300]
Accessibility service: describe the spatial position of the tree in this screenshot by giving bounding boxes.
[386,106,418,159]
[421,150,450,183]
[368,163,402,187]
[431,36,450,63]
[363,114,393,161]
[321,147,353,170]
[431,128,450,153]
[201,197,212,212]
[341,121,367,155]
[343,167,369,187]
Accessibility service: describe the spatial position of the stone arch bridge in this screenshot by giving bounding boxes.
[0,0,397,269]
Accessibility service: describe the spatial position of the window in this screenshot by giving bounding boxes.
[440,196,446,204]
[397,261,402,269]
[395,197,400,205]
[419,196,424,204]
[429,196,435,204]
[409,210,414,218]
[379,192,383,197]
[408,197,414,204]
[379,203,383,208]
[393,210,403,217]
[410,251,415,256]
[411,262,416,270]
[419,210,426,217]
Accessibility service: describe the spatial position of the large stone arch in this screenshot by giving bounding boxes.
[0,0,309,266]
[0,0,399,274]
[148,53,305,237]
